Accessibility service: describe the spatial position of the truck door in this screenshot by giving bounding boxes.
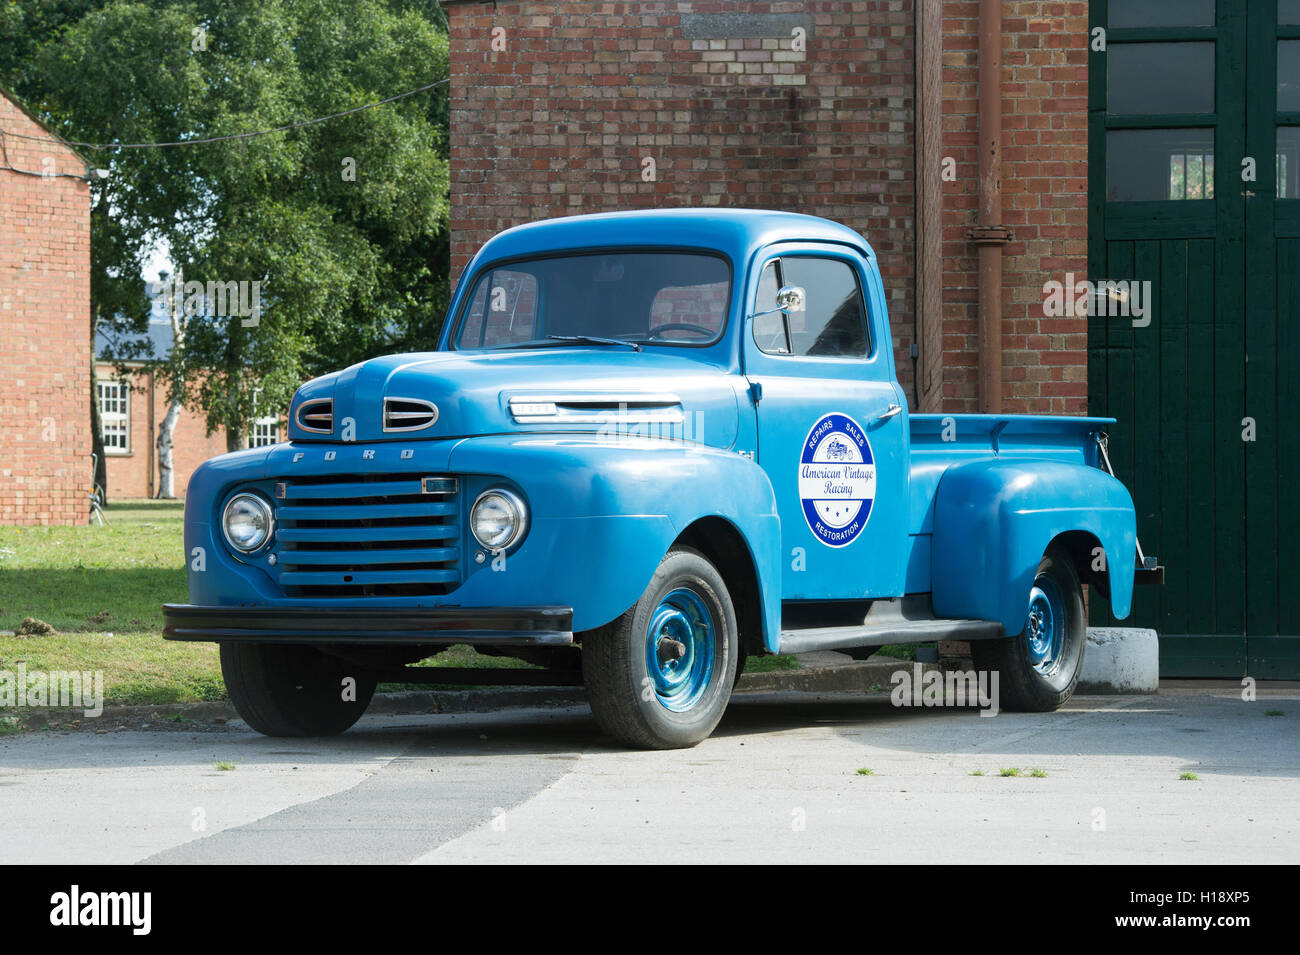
[743,244,909,600]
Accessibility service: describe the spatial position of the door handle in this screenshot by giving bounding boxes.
[873,403,903,424]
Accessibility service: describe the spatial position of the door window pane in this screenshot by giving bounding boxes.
[778,258,869,359]
[1282,1,1300,25]
[1109,0,1214,29]
[1107,43,1215,115]
[1280,128,1300,199]
[1280,42,1300,112]
[1107,128,1215,201]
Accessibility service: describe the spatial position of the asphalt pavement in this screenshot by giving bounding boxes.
[3,688,1296,864]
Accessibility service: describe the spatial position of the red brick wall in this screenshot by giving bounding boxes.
[93,364,233,499]
[939,1,1089,413]
[445,0,1089,416]
[0,94,91,525]
[446,0,918,399]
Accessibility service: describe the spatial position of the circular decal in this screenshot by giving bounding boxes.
[798,413,876,548]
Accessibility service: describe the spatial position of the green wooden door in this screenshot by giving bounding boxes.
[1088,0,1300,677]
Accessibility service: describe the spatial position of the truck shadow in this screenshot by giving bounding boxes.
[4,692,1294,780]
[712,692,1300,778]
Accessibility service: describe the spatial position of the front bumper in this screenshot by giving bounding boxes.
[162,604,574,646]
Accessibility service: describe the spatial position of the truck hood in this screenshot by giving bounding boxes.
[287,348,742,449]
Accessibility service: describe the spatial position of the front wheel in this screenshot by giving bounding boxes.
[971,545,1086,712]
[220,642,376,737]
[581,547,738,749]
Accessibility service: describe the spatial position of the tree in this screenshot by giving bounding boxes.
[7,0,450,457]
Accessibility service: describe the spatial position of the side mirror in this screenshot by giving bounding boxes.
[775,285,805,313]
[749,285,806,320]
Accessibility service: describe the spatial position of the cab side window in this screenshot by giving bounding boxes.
[753,256,870,359]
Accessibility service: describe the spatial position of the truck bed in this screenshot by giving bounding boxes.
[908,413,1113,538]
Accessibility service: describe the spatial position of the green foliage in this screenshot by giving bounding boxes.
[3,1,451,443]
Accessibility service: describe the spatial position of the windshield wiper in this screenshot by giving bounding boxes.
[546,335,642,351]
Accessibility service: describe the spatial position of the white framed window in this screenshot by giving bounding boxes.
[249,416,280,448]
[96,379,130,454]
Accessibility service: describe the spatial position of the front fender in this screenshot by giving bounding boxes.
[930,459,1137,634]
[448,435,784,647]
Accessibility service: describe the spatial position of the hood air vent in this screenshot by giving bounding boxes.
[383,397,439,432]
[296,398,334,434]
[508,393,684,425]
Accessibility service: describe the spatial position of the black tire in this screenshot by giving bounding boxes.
[971,545,1085,712]
[220,642,376,737]
[581,547,738,749]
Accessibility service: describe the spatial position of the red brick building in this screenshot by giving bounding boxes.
[0,88,92,526]
[441,0,1088,415]
[91,360,235,500]
[92,317,282,500]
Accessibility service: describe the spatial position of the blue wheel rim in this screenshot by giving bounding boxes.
[1024,575,1065,674]
[644,587,716,712]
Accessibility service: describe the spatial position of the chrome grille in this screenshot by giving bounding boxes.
[274,473,460,598]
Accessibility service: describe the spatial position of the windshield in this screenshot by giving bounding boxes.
[453,251,731,349]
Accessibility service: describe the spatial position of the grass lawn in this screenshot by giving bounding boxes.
[0,498,187,634]
[0,500,793,709]
[0,499,218,706]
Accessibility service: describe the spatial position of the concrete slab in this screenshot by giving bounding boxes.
[1080,627,1160,694]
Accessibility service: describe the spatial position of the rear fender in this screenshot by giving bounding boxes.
[930,459,1137,634]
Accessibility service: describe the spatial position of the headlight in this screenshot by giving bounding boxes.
[222,492,274,553]
[471,488,527,551]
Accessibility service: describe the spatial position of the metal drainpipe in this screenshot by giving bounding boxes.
[970,0,1012,413]
[915,0,944,412]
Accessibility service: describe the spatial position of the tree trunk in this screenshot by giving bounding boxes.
[89,304,107,506]
[89,365,107,505]
[226,423,248,453]
[157,266,187,496]
[155,400,181,498]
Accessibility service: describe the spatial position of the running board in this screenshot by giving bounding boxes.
[778,596,1003,655]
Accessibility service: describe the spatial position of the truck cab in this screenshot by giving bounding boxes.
[165,209,1146,749]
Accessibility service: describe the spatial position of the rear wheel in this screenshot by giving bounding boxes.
[972,545,1085,712]
[220,642,376,737]
[581,547,738,749]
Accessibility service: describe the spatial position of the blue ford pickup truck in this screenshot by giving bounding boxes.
[164,209,1153,749]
